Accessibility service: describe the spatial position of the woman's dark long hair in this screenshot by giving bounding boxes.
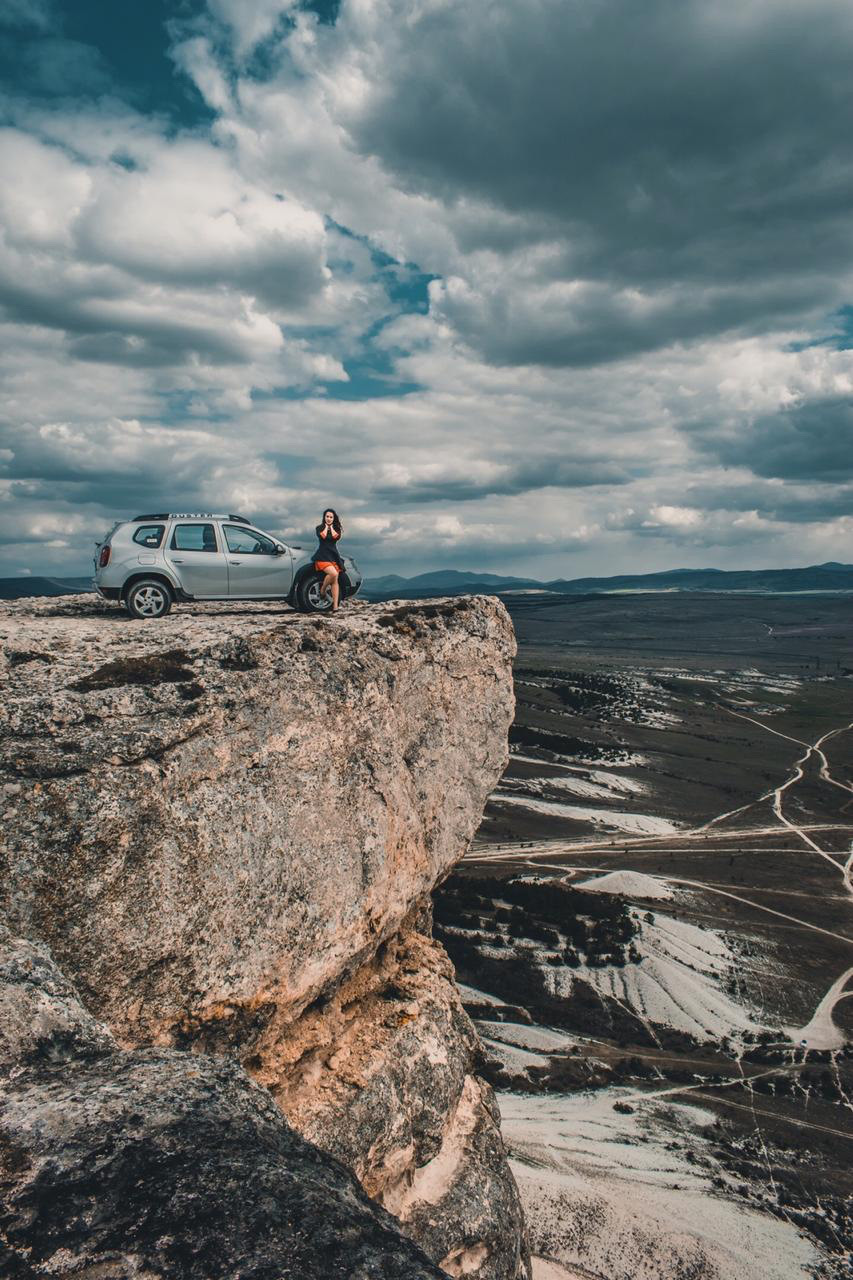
[316,507,343,536]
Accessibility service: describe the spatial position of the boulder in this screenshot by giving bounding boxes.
[0,929,448,1280]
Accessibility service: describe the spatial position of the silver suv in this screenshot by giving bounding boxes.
[93,512,362,619]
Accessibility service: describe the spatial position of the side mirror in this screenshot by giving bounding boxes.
[274,544,286,555]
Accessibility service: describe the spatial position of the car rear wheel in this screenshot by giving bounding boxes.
[296,571,333,613]
[126,579,172,620]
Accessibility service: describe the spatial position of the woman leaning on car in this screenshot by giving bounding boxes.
[313,507,345,612]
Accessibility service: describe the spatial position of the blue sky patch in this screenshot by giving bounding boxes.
[0,0,213,125]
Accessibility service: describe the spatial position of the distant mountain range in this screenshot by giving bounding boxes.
[2,562,853,602]
[364,569,539,593]
[362,562,853,600]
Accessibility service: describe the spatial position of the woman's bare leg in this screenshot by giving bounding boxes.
[330,572,340,611]
[321,570,335,598]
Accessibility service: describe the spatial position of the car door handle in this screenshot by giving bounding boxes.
[229,559,241,565]
[172,558,184,563]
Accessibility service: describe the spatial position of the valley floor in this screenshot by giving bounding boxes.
[438,592,853,1280]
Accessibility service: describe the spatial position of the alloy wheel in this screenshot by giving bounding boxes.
[135,586,167,617]
[306,579,332,611]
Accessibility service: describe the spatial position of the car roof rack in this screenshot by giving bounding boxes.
[131,512,253,522]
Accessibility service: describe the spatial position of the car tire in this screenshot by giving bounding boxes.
[125,579,173,620]
[296,571,333,613]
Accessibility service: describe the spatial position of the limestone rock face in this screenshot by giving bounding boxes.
[0,931,448,1280]
[0,595,528,1278]
[255,917,531,1280]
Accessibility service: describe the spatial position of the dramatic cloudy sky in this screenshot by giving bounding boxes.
[2,0,852,578]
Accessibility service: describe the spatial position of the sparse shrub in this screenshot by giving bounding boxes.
[526,920,562,948]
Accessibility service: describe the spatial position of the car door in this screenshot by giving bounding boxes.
[222,524,294,597]
[164,522,229,598]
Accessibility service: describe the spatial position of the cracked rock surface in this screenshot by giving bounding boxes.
[0,594,528,1278]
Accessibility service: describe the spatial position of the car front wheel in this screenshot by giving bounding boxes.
[126,579,173,620]
[296,571,333,613]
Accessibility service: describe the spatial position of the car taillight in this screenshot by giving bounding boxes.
[98,545,111,568]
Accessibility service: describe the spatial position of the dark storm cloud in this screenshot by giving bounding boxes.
[432,274,827,370]
[346,0,853,363]
[0,419,219,506]
[0,414,243,547]
[698,397,853,483]
[1,438,199,495]
[685,477,853,525]
[352,0,853,277]
[0,275,267,368]
[373,455,631,502]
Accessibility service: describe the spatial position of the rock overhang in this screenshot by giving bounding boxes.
[0,593,516,1048]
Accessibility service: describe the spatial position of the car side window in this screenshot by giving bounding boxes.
[224,525,276,555]
[133,524,165,548]
[171,523,218,552]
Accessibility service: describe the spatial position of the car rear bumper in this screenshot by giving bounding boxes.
[95,585,122,601]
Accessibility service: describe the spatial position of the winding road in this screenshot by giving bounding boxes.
[469,708,853,1049]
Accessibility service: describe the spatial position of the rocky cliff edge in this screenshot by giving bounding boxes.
[0,594,528,1279]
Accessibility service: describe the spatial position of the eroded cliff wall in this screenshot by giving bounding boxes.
[0,594,528,1279]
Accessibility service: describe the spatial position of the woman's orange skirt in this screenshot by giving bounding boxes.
[315,561,340,575]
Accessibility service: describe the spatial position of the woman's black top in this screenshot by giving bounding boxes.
[314,525,343,565]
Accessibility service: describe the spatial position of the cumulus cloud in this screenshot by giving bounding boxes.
[0,122,358,383]
[74,144,328,306]
[205,0,298,59]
